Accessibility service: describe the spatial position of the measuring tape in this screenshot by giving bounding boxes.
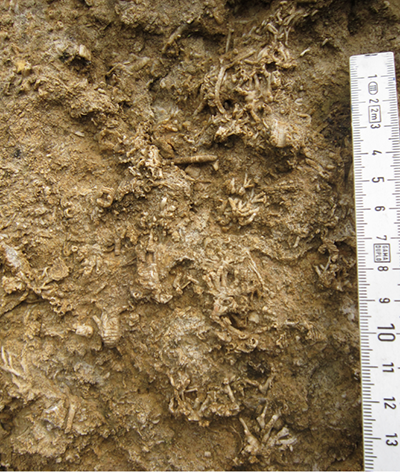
[350,51,400,470]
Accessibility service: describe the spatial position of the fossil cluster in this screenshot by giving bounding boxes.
[0,0,379,469]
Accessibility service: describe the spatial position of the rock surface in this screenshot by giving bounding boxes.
[1,0,399,469]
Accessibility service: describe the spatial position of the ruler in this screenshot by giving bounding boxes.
[350,51,400,471]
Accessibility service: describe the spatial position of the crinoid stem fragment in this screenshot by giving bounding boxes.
[262,412,281,444]
[173,155,217,165]
[239,417,261,456]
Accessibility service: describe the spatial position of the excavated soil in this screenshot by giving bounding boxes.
[1,0,400,470]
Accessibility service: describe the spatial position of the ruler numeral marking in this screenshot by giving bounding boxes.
[383,362,395,373]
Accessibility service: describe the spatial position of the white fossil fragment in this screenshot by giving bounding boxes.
[270,120,288,148]
[78,44,92,62]
[74,324,94,338]
[93,312,121,346]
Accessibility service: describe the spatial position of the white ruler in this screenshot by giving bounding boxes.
[350,52,400,471]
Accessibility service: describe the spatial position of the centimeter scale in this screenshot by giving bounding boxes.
[350,51,400,471]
